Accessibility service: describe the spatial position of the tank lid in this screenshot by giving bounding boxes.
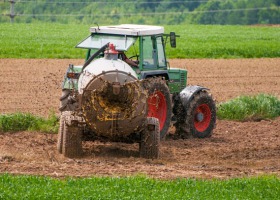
[104,43,119,54]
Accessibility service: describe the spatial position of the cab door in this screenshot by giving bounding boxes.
[140,36,167,70]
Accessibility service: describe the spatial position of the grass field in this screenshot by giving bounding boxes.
[0,174,279,199]
[0,23,279,59]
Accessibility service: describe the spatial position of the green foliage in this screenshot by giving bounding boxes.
[0,174,279,199]
[0,0,279,25]
[190,0,280,25]
[0,23,279,59]
[0,112,59,133]
[217,94,280,121]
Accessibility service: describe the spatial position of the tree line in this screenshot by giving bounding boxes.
[1,0,279,24]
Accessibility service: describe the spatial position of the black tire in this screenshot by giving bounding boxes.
[62,112,83,158]
[139,117,160,159]
[59,89,77,112]
[172,93,187,139]
[57,114,65,154]
[176,91,216,138]
[144,78,172,140]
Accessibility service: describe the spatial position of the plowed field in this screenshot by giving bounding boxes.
[0,58,280,179]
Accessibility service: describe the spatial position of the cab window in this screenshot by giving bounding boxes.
[156,36,166,68]
[142,36,156,69]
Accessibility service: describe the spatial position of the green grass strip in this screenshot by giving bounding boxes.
[0,112,58,133]
[217,94,280,121]
[0,174,279,200]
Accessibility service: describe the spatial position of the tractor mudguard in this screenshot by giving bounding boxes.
[179,85,208,108]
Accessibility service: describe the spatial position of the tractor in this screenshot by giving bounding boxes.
[57,24,216,159]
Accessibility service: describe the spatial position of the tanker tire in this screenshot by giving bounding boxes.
[139,117,160,159]
[59,89,77,112]
[144,78,172,140]
[62,112,83,158]
[57,114,65,154]
[178,91,216,138]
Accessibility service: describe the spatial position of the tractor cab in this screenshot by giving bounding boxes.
[76,24,183,88]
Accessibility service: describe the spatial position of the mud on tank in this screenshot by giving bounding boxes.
[78,44,148,140]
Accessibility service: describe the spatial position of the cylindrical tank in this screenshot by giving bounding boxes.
[78,50,147,139]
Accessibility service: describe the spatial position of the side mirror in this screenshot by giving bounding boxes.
[170,32,176,48]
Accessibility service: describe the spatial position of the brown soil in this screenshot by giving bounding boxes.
[0,58,280,179]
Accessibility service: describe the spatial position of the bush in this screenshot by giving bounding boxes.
[217,94,280,121]
[0,112,59,133]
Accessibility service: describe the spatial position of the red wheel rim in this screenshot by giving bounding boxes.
[147,91,167,131]
[194,104,211,132]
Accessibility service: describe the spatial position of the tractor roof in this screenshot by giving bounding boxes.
[90,24,164,36]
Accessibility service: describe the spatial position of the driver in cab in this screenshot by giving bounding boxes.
[119,52,139,67]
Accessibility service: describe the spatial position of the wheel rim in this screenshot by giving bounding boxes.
[147,91,167,131]
[194,104,211,132]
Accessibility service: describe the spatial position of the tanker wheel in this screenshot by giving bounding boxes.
[61,112,83,158]
[57,114,65,153]
[139,117,160,159]
[182,91,216,138]
[59,89,77,112]
[145,78,172,140]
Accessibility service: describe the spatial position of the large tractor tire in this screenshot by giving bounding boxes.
[175,90,216,138]
[144,78,172,140]
[139,117,160,159]
[59,89,78,112]
[59,111,83,158]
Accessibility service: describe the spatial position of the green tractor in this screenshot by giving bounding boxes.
[58,24,216,159]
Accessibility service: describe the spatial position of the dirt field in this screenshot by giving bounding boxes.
[0,58,280,179]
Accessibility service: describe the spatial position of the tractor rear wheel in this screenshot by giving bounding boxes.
[60,111,83,158]
[176,91,216,138]
[139,117,160,159]
[144,78,172,140]
[59,89,78,112]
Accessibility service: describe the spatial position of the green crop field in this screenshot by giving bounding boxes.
[0,174,279,199]
[217,94,280,121]
[0,23,279,59]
